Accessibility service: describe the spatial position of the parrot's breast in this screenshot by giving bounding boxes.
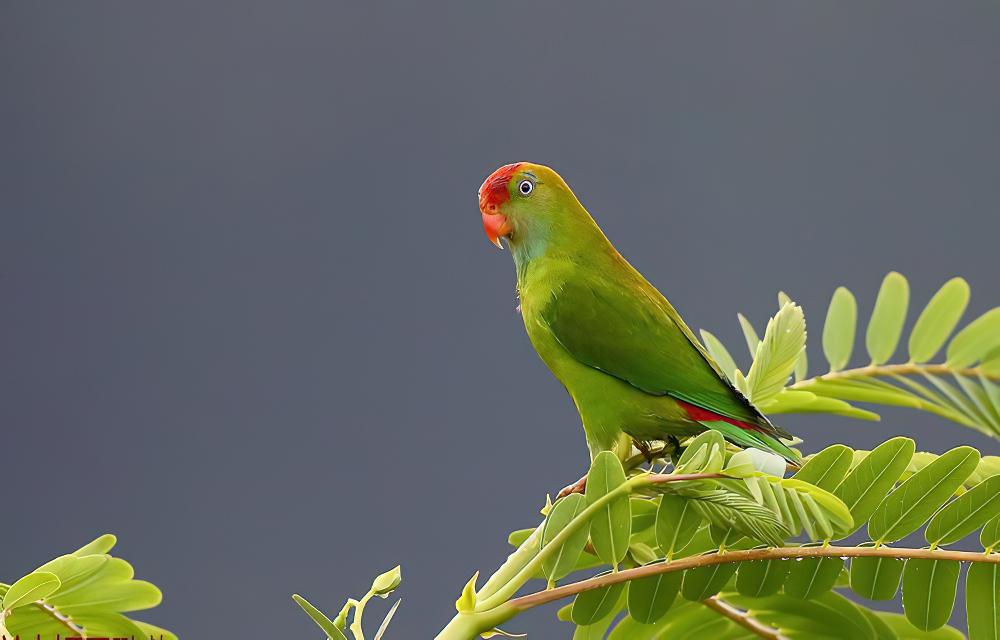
[517,262,695,454]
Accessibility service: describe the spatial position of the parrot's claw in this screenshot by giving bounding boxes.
[557,474,588,499]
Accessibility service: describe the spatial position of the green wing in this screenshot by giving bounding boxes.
[540,274,787,439]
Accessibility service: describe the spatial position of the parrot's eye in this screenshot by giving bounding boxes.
[517,179,534,196]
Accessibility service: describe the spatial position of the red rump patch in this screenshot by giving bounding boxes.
[677,399,767,434]
[479,163,522,212]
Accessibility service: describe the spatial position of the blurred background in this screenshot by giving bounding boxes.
[1,2,998,637]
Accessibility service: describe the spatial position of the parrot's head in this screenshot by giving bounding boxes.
[478,162,577,250]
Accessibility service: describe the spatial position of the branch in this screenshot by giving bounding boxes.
[508,546,1000,611]
[703,596,784,640]
[792,362,1000,385]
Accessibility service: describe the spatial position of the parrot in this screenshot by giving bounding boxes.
[478,162,799,486]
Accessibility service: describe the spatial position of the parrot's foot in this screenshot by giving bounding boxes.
[633,439,656,465]
[667,435,683,466]
[556,474,588,499]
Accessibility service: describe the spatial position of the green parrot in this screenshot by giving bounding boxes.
[479,162,799,479]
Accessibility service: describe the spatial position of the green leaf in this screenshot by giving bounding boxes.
[375,598,401,640]
[571,582,626,626]
[5,609,148,639]
[967,562,1000,640]
[760,389,880,421]
[569,587,626,639]
[902,559,959,632]
[909,277,970,363]
[776,292,810,382]
[507,528,534,548]
[585,452,631,566]
[541,494,591,583]
[805,378,924,408]
[823,286,857,372]
[983,515,1000,551]
[967,456,1000,486]
[738,313,761,357]
[876,612,965,639]
[834,436,916,537]
[794,348,809,382]
[292,594,348,640]
[689,490,787,547]
[850,556,904,600]
[2,572,61,612]
[607,601,743,639]
[134,620,179,640]
[33,554,107,594]
[947,307,1000,368]
[983,349,1000,375]
[860,607,899,640]
[726,590,877,639]
[630,497,659,534]
[371,565,401,596]
[768,476,854,538]
[869,446,981,543]
[793,444,855,492]
[783,557,843,599]
[735,560,791,597]
[455,571,478,613]
[73,534,117,557]
[680,563,738,601]
[627,571,680,624]
[926,475,1000,546]
[867,272,911,365]
[572,614,620,640]
[675,430,726,474]
[655,495,703,560]
[745,303,806,404]
[701,329,740,382]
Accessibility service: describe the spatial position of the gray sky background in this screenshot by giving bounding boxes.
[1,2,998,637]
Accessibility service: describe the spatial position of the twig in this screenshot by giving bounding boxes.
[508,546,1000,610]
[703,596,785,640]
[792,362,1000,385]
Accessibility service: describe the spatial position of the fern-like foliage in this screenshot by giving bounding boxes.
[0,534,174,640]
[701,273,1000,439]
[531,440,999,640]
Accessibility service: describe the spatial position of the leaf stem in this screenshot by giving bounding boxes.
[793,363,1000,385]
[703,596,784,640]
[473,472,724,612]
[34,601,85,636]
[349,589,377,640]
[506,546,1000,611]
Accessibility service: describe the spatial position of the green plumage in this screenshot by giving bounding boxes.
[485,162,798,464]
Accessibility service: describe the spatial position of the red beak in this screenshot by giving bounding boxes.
[478,163,521,249]
[481,209,512,249]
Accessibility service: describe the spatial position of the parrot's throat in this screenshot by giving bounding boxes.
[510,225,551,280]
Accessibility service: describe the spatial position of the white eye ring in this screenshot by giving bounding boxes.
[518,180,534,195]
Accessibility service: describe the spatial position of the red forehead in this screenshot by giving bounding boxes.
[479,163,523,209]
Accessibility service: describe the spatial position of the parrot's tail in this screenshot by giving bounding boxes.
[696,419,801,468]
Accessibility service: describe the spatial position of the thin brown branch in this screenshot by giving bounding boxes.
[509,545,1000,611]
[703,596,784,640]
[792,362,1000,385]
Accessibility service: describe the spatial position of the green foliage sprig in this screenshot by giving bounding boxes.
[0,534,174,640]
[701,273,1000,439]
[430,439,998,640]
[293,565,401,640]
